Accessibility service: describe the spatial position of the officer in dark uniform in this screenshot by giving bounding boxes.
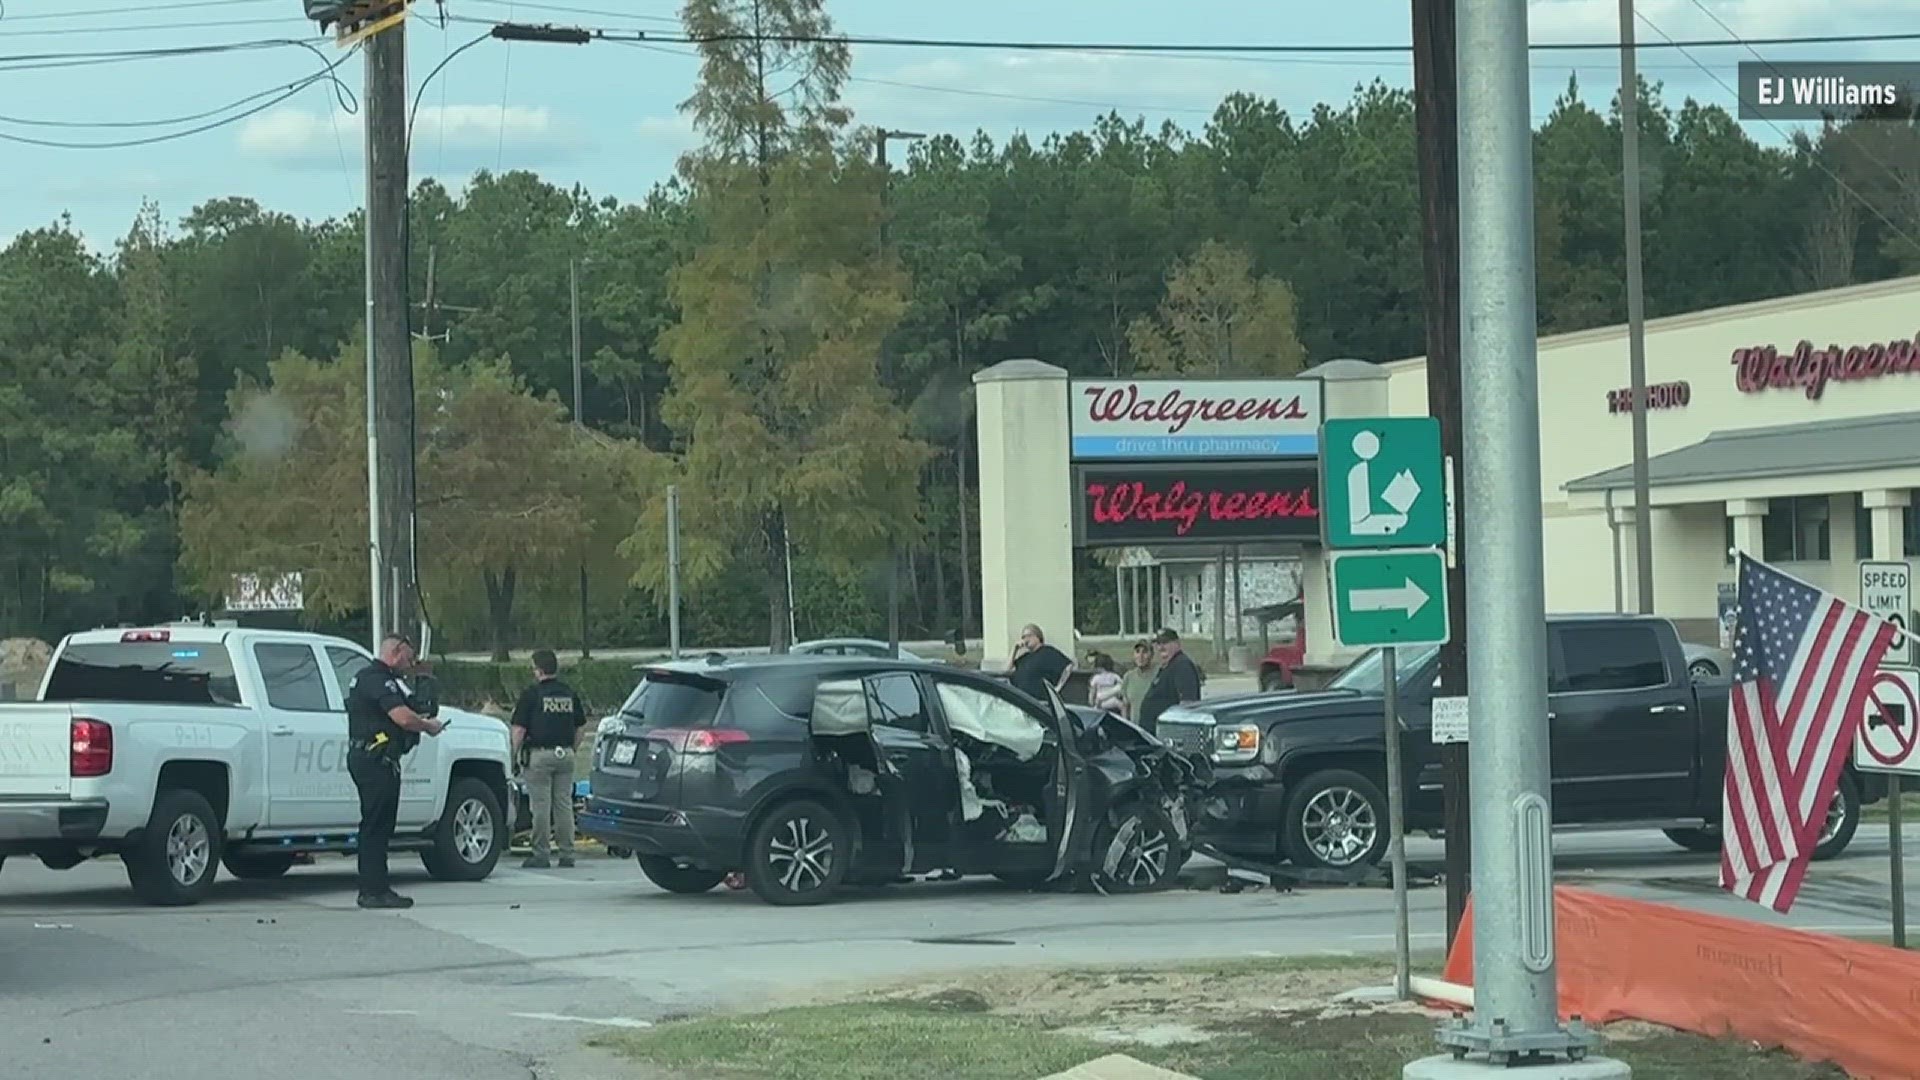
[345,633,443,909]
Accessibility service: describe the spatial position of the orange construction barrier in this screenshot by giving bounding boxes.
[1441,886,1920,1079]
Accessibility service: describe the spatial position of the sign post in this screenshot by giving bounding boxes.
[1321,415,1450,1001]
[1853,665,1919,948]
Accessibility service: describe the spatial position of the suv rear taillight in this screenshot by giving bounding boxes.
[681,729,750,754]
[71,718,113,777]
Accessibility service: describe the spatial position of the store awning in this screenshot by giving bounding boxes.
[1563,411,1920,495]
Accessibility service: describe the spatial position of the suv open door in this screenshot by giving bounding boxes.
[1040,682,1098,883]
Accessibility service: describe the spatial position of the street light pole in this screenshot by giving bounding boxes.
[1418,0,1614,1073]
[876,128,924,658]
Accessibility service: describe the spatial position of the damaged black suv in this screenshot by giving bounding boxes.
[579,655,1211,906]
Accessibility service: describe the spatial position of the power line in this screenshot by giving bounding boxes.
[0,38,302,67]
[0,39,355,149]
[0,0,276,22]
[462,0,678,27]
[446,15,1920,56]
[0,16,304,38]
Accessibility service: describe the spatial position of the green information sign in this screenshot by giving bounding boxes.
[1330,549,1451,647]
[1320,417,1447,550]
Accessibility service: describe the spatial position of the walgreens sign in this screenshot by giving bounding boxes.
[1732,333,1920,400]
[1069,378,1323,460]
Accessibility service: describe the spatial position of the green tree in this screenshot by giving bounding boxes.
[177,344,642,658]
[622,0,931,652]
[1127,239,1305,375]
[0,220,180,635]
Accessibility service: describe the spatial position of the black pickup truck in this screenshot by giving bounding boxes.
[1165,614,1884,872]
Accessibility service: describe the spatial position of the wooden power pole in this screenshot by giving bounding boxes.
[364,12,418,646]
[1412,0,1472,948]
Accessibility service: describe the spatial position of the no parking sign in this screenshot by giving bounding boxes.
[1854,666,1920,777]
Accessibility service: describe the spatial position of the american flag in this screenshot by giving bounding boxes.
[1721,554,1897,913]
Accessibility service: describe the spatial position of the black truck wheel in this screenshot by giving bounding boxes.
[1281,769,1389,871]
[1662,827,1722,854]
[743,800,848,906]
[1665,772,1862,861]
[1812,772,1862,861]
[637,856,727,894]
[125,789,224,906]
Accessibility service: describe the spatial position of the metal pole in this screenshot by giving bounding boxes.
[1212,549,1228,662]
[1893,775,1907,948]
[1620,0,1654,614]
[1444,0,1582,1058]
[1382,646,1412,1000]
[362,45,384,649]
[666,485,682,660]
[570,259,584,429]
[572,258,589,659]
[365,254,384,648]
[1231,545,1244,644]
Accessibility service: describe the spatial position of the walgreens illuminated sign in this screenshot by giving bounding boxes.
[1069,379,1323,460]
[1074,463,1320,545]
[1732,334,1920,400]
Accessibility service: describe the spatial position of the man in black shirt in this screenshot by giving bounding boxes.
[345,633,444,909]
[511,649,589,869]
[1008,623,1075,703]
[1136,628,1204,735]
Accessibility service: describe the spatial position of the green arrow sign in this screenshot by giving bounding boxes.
[1320,417,1447,550]
[1330,549,1451,647]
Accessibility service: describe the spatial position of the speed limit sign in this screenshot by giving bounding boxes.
[1861,561,1913,666]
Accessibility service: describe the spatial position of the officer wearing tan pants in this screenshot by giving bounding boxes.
[510,649,589,868]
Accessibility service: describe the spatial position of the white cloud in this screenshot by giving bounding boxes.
[236,104,590,171]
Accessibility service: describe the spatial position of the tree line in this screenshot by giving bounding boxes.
[3,0,1916,655]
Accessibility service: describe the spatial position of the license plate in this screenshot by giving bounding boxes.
[610,740,638,765]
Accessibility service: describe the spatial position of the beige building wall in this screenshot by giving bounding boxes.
[1382,274,1920,621]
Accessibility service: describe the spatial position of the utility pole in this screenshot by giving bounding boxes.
[571,257,590,660]
[876,128,924,658]
[362,8,417,648]
[1419,0,1614,1072]
[1620,0,1655,614]
[1412,0,1472,950]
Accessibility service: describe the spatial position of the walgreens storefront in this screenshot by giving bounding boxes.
[1380,274,1920,643]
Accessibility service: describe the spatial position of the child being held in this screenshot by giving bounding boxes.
[1087,652,1126,714]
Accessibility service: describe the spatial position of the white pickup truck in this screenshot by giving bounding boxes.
[0,622,514,906]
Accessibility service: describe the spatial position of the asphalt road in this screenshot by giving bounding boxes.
[2,828,1911,1080]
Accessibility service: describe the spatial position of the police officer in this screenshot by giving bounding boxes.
[510,649,588,869]
[345,633,444,909]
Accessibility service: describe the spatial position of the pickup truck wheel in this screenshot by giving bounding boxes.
[223,854,297,880]
[125,789,224,907]
[1259,668,1289,693]
[1282,770,1389,872]
[1813,773,1862,861]
[636,855,727,895]
[422,777,506,882]
[1091,803,1181,893]
[744,800,848,906]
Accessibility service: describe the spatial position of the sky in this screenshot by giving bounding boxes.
[0,0,1915,247]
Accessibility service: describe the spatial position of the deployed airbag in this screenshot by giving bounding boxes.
[811,679,868,736]
[935,683,1045,761]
